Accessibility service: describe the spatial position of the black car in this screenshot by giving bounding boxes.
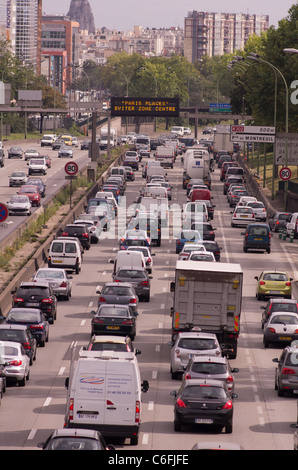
[8,146,23,159]
[191,222,217,241]
[171,379,238,433]
[91,304,137,340]
[80,139,91,150]
[201,241,222,261]
[52,139,65,150]
[4,308,49,347]
[268,212,292,232]
[26,177,46,197]
[11,282,57,324]
[37,428,115,450]
[62,224,91,250]
[0,324,37,365]
[0,148,4,167]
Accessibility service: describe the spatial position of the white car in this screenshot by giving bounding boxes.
[237,196,257,206]
[246,201,267,222]
[28,157,47,175]
[127,246,155,273]
[33,267,72,300]
[119,228,150,247]
[231,206,255,227]
[0,340,30,386]
[7,195,31,216]
[24,149,39,161]
[184,127,191,135]
[188,250,216,262]
[178,243,206,260]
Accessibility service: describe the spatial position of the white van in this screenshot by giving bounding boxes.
[41,134,56,147]
[48,238,82,274]
[110,250,146,275]
[286,212,298,237]
[64,350,149,445]
[170,126,184,137]
[143,186,168,199]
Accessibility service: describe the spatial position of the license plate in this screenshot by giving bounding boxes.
[240,215,248,218]
[195,418,213,424]
[269,291,281,294]
[254,238,263,240]
[78,413,98,419]
[52,260,62,263]
[279,336,292,340]
[26,303,38,307]
[107,326,120,330]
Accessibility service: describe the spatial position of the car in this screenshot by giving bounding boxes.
[17,185,41,206]
[25,178,45,199]
[43,155,52,168]
[0,340,30,386]
[52,139,65,150]
[8,146,23,159]
[183,355,239,391]
[268,212,292,232]
[170,379,238,433]
[24,149,39,161]
[200,240,222,261]
[194,199,215,220]
[80,139,91,150]
[33,267,72,300]
[41,134,56,147]
[255,271,293,301]
[223,176,244,195]
[178,243,206,260]
[37,428,115,450]
[0,324,37,365]
[228,188,248,207]
[242,223,271,253]
[11,281,58,324]
[71,136,79,147]
[188,250,216,262]
[127,246,155,273]
[238,196,257,207]
[246,201,267,222]
[231,206,255,227]
[112,266,152,302]
[58,145,73,158]
[74,219,102,244]
[168,330,222,379]
[218,155,232,168]
[62,224,91,250]
[273,342,298,396]
[4,308,49,347]
[184,127,191,135]
[90,304,138,340]
[190,222,216,241]
[260,298,298,329]
[27,157,47,175]
[0,148,4,167]
[263,313,298,348]
[86,335,138,354]
[7,195,31,216]
[123,166,135,181]
[120,236,151,251]
[127,216,159,246]
[9,170,27,187]
[96,282,139,313]
[175,230,202,254]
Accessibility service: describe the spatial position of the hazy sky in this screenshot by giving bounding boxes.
[42,0,296,30]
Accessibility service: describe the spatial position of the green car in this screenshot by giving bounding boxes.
[255,270,293,301]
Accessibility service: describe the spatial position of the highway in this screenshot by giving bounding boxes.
[0,133,297,451]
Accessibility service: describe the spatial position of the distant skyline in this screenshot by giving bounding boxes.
[42,0,296,30]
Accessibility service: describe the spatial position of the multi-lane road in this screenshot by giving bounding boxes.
[0,134,297,450]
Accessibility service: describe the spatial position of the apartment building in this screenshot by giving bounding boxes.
[184,11,269,62]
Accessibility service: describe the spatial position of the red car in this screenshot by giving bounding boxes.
[18,185,41,206]
[40,155,52,168]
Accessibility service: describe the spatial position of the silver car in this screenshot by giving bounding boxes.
[58,145,73,158]
[96,282,139,313]
[7,195,31,216]
[9,170,27,187]
[168,331,222,379]
[24,149,39,161]
[33,268,72,300]
[0,340,30,386]
[183,355,239,391]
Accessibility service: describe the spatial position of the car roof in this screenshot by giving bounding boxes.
[191,355,227,364]
[50,428,102,439]
[102,282,133,288]
[20,282,49,287]
[269,298,297,303]
[0,324,28,330]
[183,378,226,387]
[177,331,217,339]
[90,335,130,343]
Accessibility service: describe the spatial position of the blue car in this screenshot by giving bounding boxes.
[175,230,202,253]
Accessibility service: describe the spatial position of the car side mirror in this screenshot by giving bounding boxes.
[254,276,259,280]
[65,377,69,389]
[141,380,149,393]
[272,358,279,363]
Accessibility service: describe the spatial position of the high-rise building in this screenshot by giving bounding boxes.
[184,11,269,62]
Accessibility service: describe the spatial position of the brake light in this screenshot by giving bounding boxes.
[135,400,140,423]
[226,375,234,384]
[140,280,149,286]
[184,373,191,379]
[282,367,295,375]
[176,398,187,408]
[14,297,24,303]
[42,298,53,304]
[30,324,44,330]
[222,400,233,410]
[129,298,137,304]
[62,232,69,236]
[82,232,89,238]
[99,296,106,302]
[269,328,276,334]
[7,360,22,366]
[122,319,133,325]
[259,281,266,285]
[22,342,31,350]
[69,398,74,421]
[174,348,181,358]
[93,317,104,324]
[286,282,291,286]
[60,281,67,288]
[114,280,121,283]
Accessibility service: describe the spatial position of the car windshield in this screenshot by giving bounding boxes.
[17,286,48,296]
[190,254,214,261]
[122,240,147,247]
[177,338,217,350]
[272,303,298,313]
[180,231,200,239]
[11,196,27,203]
[46,437,103,450]
[249,227,268,236]
[285,352,298,367]
[278,214,291,221]
[270,315,298,324]
[191,362,227,375]
[7,311,40,322]
[182,385,226,399]
[0,345,19,356]
[98,307,129,317]
[11,172,25,177]
[0,330,24,341]
[102,286,132,296]
[249,203,264,208]
[117,269,146,278]
[89,342,130,352]
[36,270,64,279]
[263,273,287,281]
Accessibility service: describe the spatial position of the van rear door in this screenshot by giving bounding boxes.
[104,367,137,427]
